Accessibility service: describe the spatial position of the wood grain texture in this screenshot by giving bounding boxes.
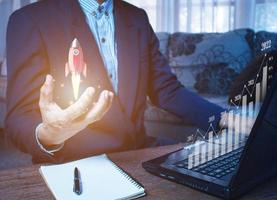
[0,144,277,200]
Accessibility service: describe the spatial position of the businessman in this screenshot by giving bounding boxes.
[5,0,226,163]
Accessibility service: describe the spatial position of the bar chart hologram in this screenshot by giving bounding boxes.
[186,52,276,169]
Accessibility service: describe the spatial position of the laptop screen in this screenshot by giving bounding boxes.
[185,50,277,170]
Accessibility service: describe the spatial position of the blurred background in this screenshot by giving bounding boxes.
[1,0,277,66]
[0,0,276,170]
[128,0,277,33]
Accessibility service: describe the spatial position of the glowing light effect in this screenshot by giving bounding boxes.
[71,73,81,100]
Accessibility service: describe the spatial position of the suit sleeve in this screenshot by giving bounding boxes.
[144,11,224,131]
[5,10,57,163]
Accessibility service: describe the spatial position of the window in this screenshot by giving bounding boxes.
[125,0,236,32]
[178,0,235,33]
[124,0,277,33]
[255,0,277,32]
[123,0,158,31]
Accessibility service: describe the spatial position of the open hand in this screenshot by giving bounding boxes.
[37,74,113,146]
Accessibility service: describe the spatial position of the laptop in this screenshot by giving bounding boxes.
[142,51,277,199]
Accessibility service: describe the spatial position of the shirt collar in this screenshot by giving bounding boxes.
[78,0,113,19]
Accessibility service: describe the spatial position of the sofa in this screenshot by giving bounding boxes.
[144,28,277,142]
[0,29,277,143]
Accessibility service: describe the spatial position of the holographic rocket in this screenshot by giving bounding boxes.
[65,38,87,100]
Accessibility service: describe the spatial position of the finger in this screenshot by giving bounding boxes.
[85,90,114,124]
[39,74,54,109]
[63,87,95,121]
[87,90,113,122]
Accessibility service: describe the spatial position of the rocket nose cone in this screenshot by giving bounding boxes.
[72,38,80,48]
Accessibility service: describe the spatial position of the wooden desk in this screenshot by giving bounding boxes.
[0,144,277,200]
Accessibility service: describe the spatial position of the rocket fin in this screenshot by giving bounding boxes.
[83,63,87,77]
[65,63,69,77]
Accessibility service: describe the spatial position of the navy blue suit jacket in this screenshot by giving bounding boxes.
[5,0,223,163]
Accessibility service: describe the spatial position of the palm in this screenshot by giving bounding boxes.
[37,74,113,146]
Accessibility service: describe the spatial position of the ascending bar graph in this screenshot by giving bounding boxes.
[234,113,240,148]
[220,129,227,155]
[200,144,206,164]
[255,82,261,115]
[262,66,268,100]
[228,111,234,152]
[207,132,213,161]
[194,143,200,167]
[186,53,276,169]
[241,95,247,135]
[188,155,193,169]
[248,101,254,136]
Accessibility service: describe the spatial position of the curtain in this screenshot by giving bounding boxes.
[178,0,236,33]
[255,0,277,32]
[1,0,277,71]
[125,0,277,33]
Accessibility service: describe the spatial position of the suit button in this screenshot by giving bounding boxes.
[101,38,106,43]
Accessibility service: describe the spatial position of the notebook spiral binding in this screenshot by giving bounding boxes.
[107,156,143,190]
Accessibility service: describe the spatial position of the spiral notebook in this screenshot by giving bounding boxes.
[39,154,145,200]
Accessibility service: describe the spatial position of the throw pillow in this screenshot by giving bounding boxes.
[194,63,238,95]
[169,29,254,74]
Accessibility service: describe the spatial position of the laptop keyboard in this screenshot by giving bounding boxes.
[174,147,244,179]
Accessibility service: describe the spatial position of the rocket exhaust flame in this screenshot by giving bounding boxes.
[71,72,81,101]
[65,38,87,100]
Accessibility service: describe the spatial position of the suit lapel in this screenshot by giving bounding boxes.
[114,1,140,119]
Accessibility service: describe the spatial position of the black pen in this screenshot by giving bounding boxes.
[73,167,82,195]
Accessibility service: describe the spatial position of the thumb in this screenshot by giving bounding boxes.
[39,74,54,107]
